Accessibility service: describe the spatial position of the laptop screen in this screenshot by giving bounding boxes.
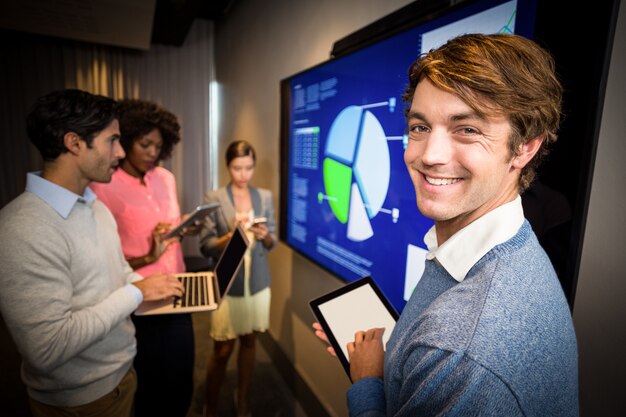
[215,225,249,299]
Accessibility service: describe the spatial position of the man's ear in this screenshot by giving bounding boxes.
[512,135,543,169]
[63,132,83,156]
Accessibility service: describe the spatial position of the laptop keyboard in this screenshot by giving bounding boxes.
[174,273,215,309]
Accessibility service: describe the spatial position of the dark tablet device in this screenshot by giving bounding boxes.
[309,276,399,380]
[161,202,220,240]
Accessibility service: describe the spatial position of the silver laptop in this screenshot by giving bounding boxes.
[135,224,249,315]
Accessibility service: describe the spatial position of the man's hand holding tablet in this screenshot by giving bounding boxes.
[309,276,398,381]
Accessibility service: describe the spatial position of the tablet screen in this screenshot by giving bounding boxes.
[310,276,398,379]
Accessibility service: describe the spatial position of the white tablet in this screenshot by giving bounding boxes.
[161,202,220,240]
[309,276,399,380]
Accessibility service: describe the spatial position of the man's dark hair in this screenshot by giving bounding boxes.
[117,99,181,163]
[26,89,118,161]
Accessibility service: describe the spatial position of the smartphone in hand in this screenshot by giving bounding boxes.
[251,217,267,227]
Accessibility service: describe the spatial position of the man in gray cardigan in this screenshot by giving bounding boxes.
[0,89,185,417]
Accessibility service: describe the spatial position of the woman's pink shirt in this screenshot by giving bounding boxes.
[91,166,185,277]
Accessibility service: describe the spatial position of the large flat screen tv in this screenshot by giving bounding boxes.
[279,0,619,313]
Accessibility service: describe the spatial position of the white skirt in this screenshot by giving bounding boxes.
[208,288,271,341]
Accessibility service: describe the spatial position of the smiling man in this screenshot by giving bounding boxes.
[342,34,579,416]
[0,89,184,417]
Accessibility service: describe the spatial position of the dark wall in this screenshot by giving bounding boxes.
[530,0,620,304]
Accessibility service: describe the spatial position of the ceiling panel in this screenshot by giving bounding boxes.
[0,0,156,50]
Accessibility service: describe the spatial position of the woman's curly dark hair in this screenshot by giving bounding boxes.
[117,99,181,162]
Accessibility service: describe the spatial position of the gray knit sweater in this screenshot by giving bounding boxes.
[0,190,141,407]
[347,221,579,416]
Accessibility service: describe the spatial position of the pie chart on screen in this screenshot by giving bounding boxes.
[322,105,390,241]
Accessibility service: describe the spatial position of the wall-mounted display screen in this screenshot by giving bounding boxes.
[279,0,538,313]
[281,0,619,313]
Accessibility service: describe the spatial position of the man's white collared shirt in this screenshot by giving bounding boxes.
[423,196,525,282]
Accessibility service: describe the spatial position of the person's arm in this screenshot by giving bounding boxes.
[248,222,272,248]
[114,223,184,303]
[126,222,177,270]
[199,190,230,259]
[344,327,387,416]
[132,272,184,301]
[249,188,277,250]
[347,378,387,417]
[352,344,523,416]
[311,323,387,416]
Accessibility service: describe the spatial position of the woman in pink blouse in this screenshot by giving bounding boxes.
[91,99,198,417]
